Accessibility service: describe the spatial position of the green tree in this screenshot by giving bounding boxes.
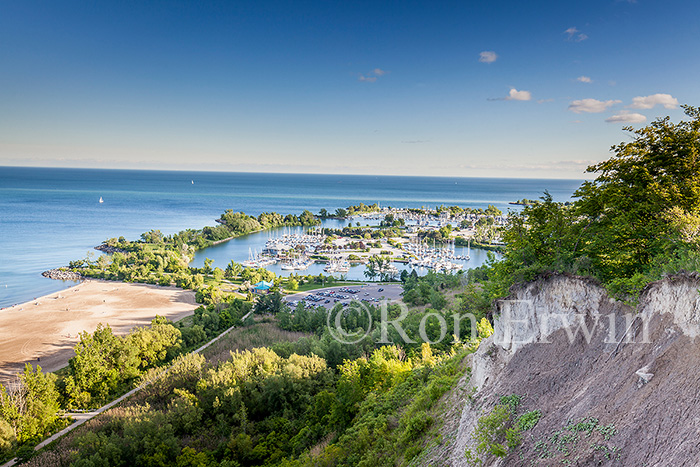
[485,204,502,217]
[0,418,13,458]
[299,209,317,225]
[141,229,165,244]
[254,291,286,314]
[241,268,262,285]
[128,317,182,369]
[0,364,62,444]
[219,211,262,235]
[574,105,700,281]
[212,267,224,282]
[65,324,125,407]
[225,260,243,279]
[202,258,214,275]
[364,259,379,281]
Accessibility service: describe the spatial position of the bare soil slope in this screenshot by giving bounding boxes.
[430,273,700,466]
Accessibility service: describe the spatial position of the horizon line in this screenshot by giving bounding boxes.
[0,164,591,181]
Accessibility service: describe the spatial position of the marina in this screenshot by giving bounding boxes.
[190,219,497,281]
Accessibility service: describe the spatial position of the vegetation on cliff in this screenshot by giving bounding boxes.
[470,105,700,304]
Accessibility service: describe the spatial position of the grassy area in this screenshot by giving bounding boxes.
[174,314,194,327]
[470,241,504,252]
[201,321,312,365]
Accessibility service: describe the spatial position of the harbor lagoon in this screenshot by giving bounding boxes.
[190,220,498,281]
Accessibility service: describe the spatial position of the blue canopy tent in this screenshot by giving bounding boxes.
[252,280,274,294]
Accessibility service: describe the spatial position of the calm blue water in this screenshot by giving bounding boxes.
[0,166,583,308]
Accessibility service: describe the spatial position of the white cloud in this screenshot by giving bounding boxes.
[629,93,679,109]
[568,98,621,113]
[565,26,588,42]
[479,51,498,63]
[605,111,647,123]
[506,88,532,101]
[358,68,387,83]
[577,76,592,83]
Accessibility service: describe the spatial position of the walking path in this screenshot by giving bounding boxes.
[1,311,252,467]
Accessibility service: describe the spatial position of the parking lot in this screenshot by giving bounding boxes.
[283,283,403,309]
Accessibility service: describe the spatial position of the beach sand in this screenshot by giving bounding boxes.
[0,280,197,384]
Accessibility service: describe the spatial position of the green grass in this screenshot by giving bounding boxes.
[201,322,312,364]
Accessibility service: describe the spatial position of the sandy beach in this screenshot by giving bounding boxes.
[0,280,197,384]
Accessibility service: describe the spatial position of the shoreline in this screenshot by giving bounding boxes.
[0,279,197,384]
[0,279,85,311]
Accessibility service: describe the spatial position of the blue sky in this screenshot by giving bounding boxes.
[1,0,698,178]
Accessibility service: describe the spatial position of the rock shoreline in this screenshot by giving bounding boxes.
[94,244,127,254]
[42,268,83,281]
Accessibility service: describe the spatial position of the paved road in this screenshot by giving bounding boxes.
[1,311,252,467]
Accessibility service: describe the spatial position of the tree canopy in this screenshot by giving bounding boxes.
[474,105,700,302]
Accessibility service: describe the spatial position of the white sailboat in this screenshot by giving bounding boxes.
[99,197,104,203]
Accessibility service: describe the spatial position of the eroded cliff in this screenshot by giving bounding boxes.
[433,273,700,466]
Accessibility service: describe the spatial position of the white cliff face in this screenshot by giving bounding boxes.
[492,275,606,353]
[641,274,700,338]
[471,275,607,390]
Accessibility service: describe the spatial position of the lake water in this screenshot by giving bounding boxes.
[0,166,582,307]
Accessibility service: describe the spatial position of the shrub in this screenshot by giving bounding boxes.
[516,410,542,431]
[465,396,527,465]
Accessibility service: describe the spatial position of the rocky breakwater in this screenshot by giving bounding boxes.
[94,243,127,254]
[42,268,83,281]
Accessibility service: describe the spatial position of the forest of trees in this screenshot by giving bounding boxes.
[1,277,488,465]
[51,344,470,467]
